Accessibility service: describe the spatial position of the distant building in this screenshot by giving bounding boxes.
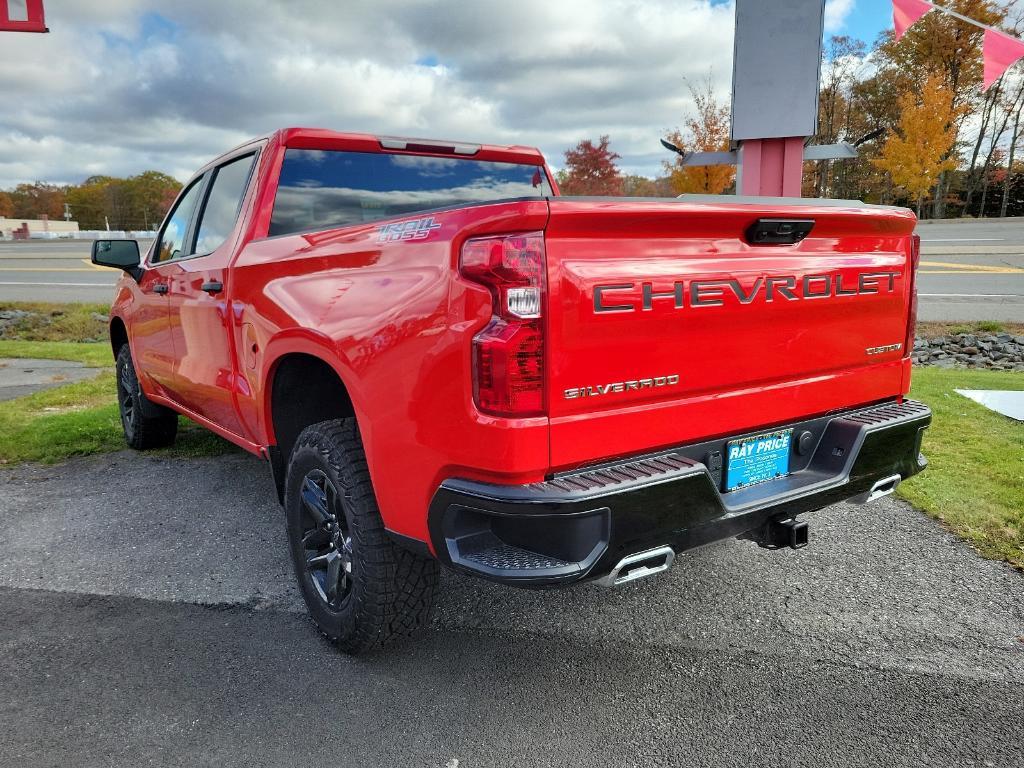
[0,217,80,239]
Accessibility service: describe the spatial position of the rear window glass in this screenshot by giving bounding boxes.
[269,149,552,237]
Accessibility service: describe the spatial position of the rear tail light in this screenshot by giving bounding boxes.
[904,233,921,355]
[459,232,546,417]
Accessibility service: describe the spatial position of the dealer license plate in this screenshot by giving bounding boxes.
[725,429,793,491]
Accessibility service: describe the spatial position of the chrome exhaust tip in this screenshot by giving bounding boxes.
[851,474,901,504]
[599,545,675,587]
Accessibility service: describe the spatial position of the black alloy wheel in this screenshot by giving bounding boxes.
[114,345,177,449]
[298,468,354,608]
[284,418,438,653]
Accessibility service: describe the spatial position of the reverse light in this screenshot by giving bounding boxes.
[904,233,921,355]
[460,232,546,417]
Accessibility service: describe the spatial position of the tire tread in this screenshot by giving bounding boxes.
[287,418,438,653]
[115,345,177,450]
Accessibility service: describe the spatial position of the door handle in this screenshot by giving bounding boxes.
[152,283,168,295]
[201,280,223,294]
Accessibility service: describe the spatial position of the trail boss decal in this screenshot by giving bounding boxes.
[377,216,442,243]
[565,374,680,400]
[593,271,901,313]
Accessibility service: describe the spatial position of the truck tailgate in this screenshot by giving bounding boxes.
[543,198,917,469]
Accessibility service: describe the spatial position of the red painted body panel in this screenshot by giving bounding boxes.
[542,198,917,467]
[108,128,918,549]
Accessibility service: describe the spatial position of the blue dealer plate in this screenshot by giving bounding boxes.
[725,429,793,491]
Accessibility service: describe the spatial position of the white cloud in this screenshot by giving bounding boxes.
[0,0,737,186]
[824,0,856,34]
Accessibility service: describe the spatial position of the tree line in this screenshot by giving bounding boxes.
[0,172,181,230]
[558,0,1024,219]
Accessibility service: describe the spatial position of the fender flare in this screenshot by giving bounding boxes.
[259,328,366,445]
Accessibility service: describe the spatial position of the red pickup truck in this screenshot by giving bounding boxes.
[93,127,930,653]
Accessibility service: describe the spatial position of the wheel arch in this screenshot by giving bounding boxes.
[109,315,129,358]
[263,339,362,503]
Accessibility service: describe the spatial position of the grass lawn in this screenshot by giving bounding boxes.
[0,301,115,366]
[0,339,113,367]
[0,342,236,465]
[901,367,1024,570]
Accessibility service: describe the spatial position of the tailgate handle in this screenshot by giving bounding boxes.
[745,218,814,245]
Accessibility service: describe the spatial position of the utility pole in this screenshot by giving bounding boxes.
[63,202,71,221]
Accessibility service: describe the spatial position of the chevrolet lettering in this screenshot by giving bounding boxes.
[593,271,901,313]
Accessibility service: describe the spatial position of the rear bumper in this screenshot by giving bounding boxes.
[427,399,931,586]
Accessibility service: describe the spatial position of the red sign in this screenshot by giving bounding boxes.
[0,0,48,33]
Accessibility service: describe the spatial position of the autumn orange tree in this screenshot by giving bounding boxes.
[6,182,66,221]
[557,136,624,196]
[873,74,967,215]
[664,75,734,195]
[877,0,1007,215]
[0,190,12,218]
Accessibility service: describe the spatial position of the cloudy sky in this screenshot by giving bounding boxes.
[0,0,891,188]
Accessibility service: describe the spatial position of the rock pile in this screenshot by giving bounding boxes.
[0,309,33,338]
[912,333,1024,371]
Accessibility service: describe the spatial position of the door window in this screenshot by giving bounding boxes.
[194,153,257,255]
[153,179,204,264]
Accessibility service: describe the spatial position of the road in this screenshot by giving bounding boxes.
[1,449,1022,767]
[2,220,1024,321]
[0,240,144,304]
[915,219,1024,322]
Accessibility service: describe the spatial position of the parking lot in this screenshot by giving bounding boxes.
[2,449,1021,767]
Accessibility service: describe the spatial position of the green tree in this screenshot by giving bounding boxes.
[622,174,674,197]
[65,176,117,230]
[125,171,181,230]
[65,171,182,230]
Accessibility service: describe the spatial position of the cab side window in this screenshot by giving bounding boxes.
[153,179,204,264]
[193,153,257,256]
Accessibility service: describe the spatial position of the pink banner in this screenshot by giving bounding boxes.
[893,0,932,41]
[983,28,1024,90]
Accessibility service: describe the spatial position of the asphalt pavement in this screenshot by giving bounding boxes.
[0,240,129,303]
[3,220,1024,321]
[1,449,1021,767]
[915,219,1024,322]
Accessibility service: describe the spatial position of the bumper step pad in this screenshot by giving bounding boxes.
[428,399,932,586]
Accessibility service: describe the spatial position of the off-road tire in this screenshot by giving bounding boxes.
[285,418,438,654]
[115,345,178,450]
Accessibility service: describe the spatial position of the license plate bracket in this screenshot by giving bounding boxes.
[725,429,793,491]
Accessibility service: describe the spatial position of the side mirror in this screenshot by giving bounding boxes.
[91,240,141,271]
